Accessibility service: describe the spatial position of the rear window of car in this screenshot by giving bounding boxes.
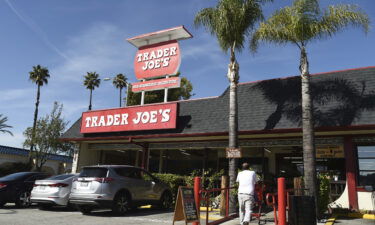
[79,168,108,178]
[113,167,139,178]
[46,174,75,180]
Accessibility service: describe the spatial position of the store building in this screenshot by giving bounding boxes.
[61,66,375,211]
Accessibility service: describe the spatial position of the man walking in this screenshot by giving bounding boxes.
[236,163,257,225]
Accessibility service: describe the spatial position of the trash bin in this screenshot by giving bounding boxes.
[288,195,316,225]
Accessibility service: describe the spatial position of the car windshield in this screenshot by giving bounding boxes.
[45,174,75,180]
[0,172,34,181]
[79,168,108,178]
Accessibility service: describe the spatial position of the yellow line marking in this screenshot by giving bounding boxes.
[325,216,336,225]
[336,213,375,220]
[363,214,375,220]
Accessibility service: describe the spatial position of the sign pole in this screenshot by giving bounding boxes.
[141,90,145,105]
[164,75,169,103]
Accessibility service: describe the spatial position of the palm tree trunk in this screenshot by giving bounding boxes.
[119,88,122,107]
[227,45,239,214]
[29,84,41,166]
[300,47,318,217]
[89,89,92,110]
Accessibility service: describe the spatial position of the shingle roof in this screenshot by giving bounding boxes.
[0,145,73,163]
[61,66,375,140]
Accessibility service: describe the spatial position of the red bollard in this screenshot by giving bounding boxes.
[193,177,201,225]
[278,177,287,225]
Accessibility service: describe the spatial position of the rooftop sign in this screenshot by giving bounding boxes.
[127,26,192,94]
[127,26,192,48]
[80,103,177,133]
[134,40,180,80]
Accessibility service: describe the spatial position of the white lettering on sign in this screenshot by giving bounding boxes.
[84,109,171,128]
[138,46,177,71]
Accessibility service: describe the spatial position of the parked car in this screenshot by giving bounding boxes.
[69,165,172,215]
[0,172,49,207]
[31,173,78,209]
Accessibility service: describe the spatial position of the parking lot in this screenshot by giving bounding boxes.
[0,204,177,225]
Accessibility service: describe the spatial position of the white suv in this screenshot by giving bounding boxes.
[69,165,172,215]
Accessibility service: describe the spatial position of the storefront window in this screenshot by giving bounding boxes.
[357,146,375,188]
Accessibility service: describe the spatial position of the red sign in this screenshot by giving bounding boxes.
[80,103,177,133]
[131,77,181,93]
[134,40,181,80]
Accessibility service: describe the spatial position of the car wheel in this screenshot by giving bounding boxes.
[112,192,129,215]
[158,191,173,210]
[15,191,31,208]
[77,205,93,215]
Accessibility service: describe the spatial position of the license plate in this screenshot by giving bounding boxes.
[80,182,89,187]
[39,186,46,190]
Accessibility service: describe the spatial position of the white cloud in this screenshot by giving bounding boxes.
[0,88,34,103]
[51,22,134,83]
[0,131,25,149]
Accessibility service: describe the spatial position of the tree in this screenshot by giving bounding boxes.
[23,102,72,171]
[127,77,194,106]
[0,114,13,136]
[29,65,50,163]
[251,0,369,216]
[112,73,128,107]
[195,0,267,213]
[83,72,101,110]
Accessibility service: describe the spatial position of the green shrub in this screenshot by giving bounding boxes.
[318,173,330,215]
[153,169,226,203]
[152,173,187,199]
[0,162,32,177]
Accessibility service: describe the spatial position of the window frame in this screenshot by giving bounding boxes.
[356,145,375,188]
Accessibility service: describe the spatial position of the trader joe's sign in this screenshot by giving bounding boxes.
[80,103,177,133]
[134,40,181,80]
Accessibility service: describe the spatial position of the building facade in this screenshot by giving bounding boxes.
[0,145,73,175]
[62,66,375,211]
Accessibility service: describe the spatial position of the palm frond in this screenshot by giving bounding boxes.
[317,4,370,40]
[112,73,128,89]
[251,0,370,50]
[0,114,13,136]
[195,0,264,53]
[83,72,101,90]
[29,65,50,86]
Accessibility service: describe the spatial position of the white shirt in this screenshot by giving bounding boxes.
[236,170,257,195]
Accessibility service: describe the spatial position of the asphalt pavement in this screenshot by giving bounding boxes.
[0,203,177,225]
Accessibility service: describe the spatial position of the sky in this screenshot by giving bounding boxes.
[0,0,374,148]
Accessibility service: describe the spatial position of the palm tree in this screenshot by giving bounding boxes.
[195,0,266,213]
[0,114,13,136]
[251,0,369,216]
[83,72,101,110]
[29,65,50,158]
[112,73,128,107]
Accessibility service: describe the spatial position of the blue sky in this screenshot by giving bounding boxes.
[0,0,374,148]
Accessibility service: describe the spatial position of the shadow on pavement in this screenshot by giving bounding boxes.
[84,208,174,217]
[0,203,38,215]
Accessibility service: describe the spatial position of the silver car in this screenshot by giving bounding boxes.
[69,165,172,215]
[31,174,78,209]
